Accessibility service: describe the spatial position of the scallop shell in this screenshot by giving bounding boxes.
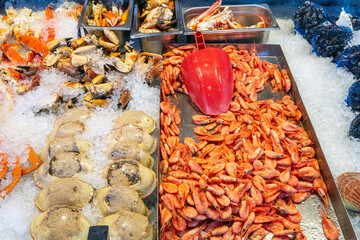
[336,172,360,212]
[107,142,154,169]
[30,206,93,240]
[97,209,153,240]
[103,159,157,198]
[114,110,156,133]
[35,178,94,211]
[95,185,149,217]
[110,124,157,155]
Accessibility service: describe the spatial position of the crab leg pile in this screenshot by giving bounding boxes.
[159,45,339,239]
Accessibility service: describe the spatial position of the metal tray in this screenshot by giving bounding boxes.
[78,0,134,43]
[130,0,183,54]
[160,44,357,239]
[182,4,279,44]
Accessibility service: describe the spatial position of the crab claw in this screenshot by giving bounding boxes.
[14,65,39,76]
[104,64,117,72]
[187,0,222,30]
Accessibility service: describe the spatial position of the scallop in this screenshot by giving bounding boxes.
[35,178,94,211]
[46,121,86,145]
[336,172,360,212]
[114,110,156,133]
[103,160,156,198]
[107,142,154,169]
[34,152,93,189]
[54,108,92,128]
[111,124,157,155]
[30,206,92,240]
[97,209,154,240]
[39,136,92,163]
[95,185,149,217]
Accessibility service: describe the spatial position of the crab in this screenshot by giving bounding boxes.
[35,177,94,211]
[114,110,156,134]
[34,151,93,189]
[111,124,157,155]
[97,209,153,240]
[95,185,149,217]
[107,142,155,169]
[103,159,156,198]
[30,205,93,240]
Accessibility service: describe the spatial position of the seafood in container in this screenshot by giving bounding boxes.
[182,4,279,43]
[158,44,357,239]
[130,0,183,54]
[79,0,133,44]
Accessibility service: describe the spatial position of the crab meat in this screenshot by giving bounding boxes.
[107,142,155,169]
[114,110,156,133]
[95,185,149,216]
[46,121,86,145]
[110,124,157,155]
[103,160,156,198]
[34,151,93,188]
[30,206,93,240]
[35,178,94,211]
[97,209,153,240]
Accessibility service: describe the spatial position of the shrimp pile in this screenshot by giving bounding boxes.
[159,45,340,240]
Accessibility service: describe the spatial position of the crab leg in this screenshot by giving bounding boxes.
[2,43,26,63]
[0,157,21,198]
[44,6,56,43]
[0,153,8,179]
[21,146,39,175]
[17,35,49,55]
[187,0,222,30]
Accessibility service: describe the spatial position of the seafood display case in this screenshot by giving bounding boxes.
[79,0,134,43]
[130,0,183,54]
[160,43,357,239]
[182,4,280,43]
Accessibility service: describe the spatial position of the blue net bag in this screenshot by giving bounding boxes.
[346,81,360,111]
[352,16,360,31]
[293,1,334,43]
[349,114,360,139]
[312,24,353,58]
[334,45,360,79]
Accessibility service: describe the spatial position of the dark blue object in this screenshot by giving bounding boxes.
[352,16,360,31]
[311,24,353,58]
[334,45,360,79]
[87,226,108,240]
[349,114,360,138]
[293,1,334,43]
[346,81,360,111]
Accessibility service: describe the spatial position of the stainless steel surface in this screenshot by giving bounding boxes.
[182,4,279,43]
[78,0,134,43]
[130,0,183,54]
[160,43,357,239]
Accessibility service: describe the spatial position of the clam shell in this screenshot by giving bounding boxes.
[103,159,157,198]
[97,209,153,240]
[95,185,149,217]
[30,206,92,240]
[114,110,156,133]
[336,172,360,212]
[35,178,94,211]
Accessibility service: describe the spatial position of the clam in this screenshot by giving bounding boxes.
[103,160,156,198]
[54,108,92,128]
[107,142,154,169]
[46,121,86,145]
[111,124,157,155]
[97,209,153,240]
[34,152,93,188]
[30,206,92,240]
[35,178,94,211]
[336,172,360,212]
[114,110,156,133]
[95,185,149,216]
[39,136,92,163]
